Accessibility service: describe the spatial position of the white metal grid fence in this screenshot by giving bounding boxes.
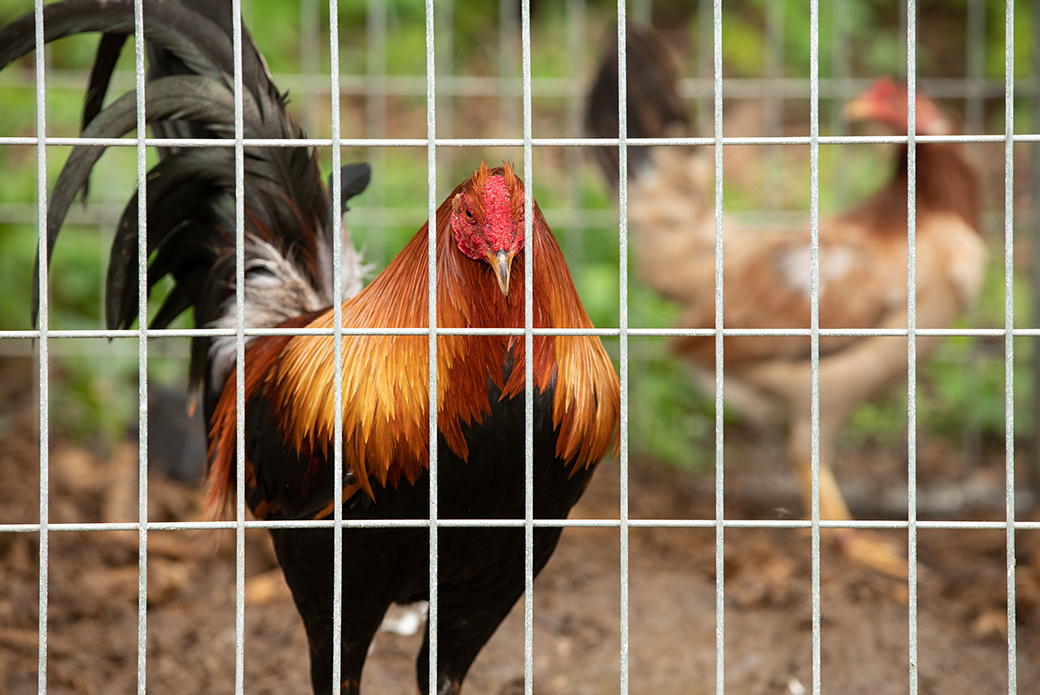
[0,0,1035,693]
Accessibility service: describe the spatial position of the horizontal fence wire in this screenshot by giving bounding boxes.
[3,134,1040,146]
[0,327,1033,340]
[3,518,1039,532]
[1,0,1030,692]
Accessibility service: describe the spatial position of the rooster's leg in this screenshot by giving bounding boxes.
[415,578,523,695]
[271,526,398,695]
[788,419,907,578]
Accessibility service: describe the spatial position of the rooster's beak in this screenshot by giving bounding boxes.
[843,96,875,122]
[488,250,514,295]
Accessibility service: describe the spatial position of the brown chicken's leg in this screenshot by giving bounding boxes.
[788,420,907,578]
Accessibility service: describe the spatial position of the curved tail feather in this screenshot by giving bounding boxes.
[3,0,370,415]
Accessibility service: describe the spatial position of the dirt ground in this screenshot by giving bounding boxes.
[1,356,1039,695]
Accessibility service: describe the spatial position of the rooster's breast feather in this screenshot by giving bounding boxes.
[206,193,619,518]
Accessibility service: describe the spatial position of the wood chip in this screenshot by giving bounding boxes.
[103,442,139,525]
[971,609,1008,639]
[52,446,104,495]
[0,627,75,656]
[245,568,292,605]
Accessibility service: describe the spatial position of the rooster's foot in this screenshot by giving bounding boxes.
[831,529,908,579]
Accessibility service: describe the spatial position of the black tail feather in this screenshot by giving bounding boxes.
[585,26,690,186]
[3,0,371,399]
[336,162,373,214]
[44,0,284,143]
[143,0,286,155]
[83,32,128,134]
[107,156,229,331]
[0,0,233,85]
[30,75,247,327]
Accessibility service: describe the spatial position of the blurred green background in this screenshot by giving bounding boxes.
[0,0,1035,472]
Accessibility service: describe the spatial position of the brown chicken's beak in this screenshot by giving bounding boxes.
[488,249,514,295]
[843,96,876,122]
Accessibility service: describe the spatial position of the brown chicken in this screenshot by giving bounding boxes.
[587,29,987,576]
[1,2,620,693]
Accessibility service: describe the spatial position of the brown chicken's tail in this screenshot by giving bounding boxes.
[586,26,718,306]
[585,26,691,187]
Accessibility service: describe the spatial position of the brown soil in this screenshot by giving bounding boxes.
[1,358,1038,695]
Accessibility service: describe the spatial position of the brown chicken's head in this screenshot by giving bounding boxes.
[450,161,526,295]
[845,76,950,136]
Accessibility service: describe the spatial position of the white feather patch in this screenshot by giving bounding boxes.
[207,220,368,391]
[778,244,858,301]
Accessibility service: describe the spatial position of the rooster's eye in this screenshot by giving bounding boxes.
[464,209,475,222]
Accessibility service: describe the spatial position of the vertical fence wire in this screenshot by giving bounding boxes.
[521,5,536,693]
[807,0,823,692]
[905,2,920,693]
[614,8,631,695]
[424,2,439,693]
[711,0,726,692]
[32,0,49,691]
[230,0,248,691]
[329,0,346,689]
[131,0,149,690]
[1003,0,1019,691]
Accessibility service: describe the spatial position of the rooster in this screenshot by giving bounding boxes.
[1,2,620,693]
[587,28,986,577]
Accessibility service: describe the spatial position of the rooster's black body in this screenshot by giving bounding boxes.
[263,379,594,693]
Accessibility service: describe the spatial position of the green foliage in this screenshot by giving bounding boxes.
[632,351,716,470]
[920,337,1006,439]
[0,0,1035,467]
[987,0,1035,80]
[629,284,719,469]
[843,392,907,449]
[721,12,766,76]
[51,349,140,445]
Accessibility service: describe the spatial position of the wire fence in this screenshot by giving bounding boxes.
[0,0,1035,693]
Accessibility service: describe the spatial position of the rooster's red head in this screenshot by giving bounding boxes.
[845,76,950,136]
[450,161,527,295]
